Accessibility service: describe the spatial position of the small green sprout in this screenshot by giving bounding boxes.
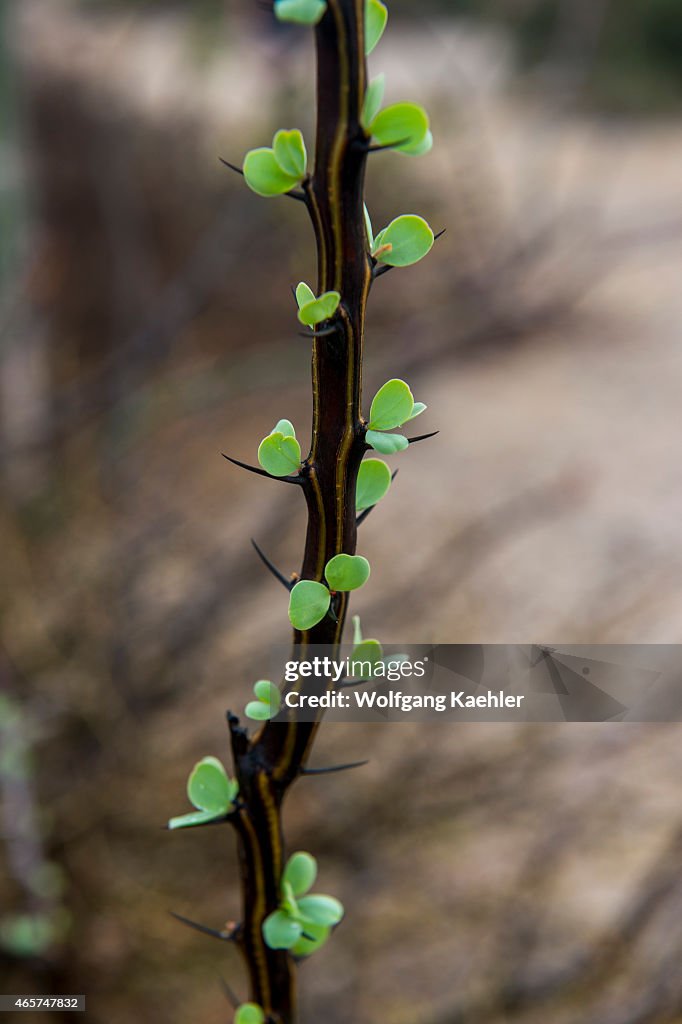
[356,457,392,511]
[258,420,302,478]
[234,1004,265,1024]
[168,757,239,830]
[274,0,327,26]
[295,282,341,327]
[243,129,307,197]
[262,852,344,955]
[364,378,426,454]
[245,680,282,722]
[366,0,388,55]
[325,554,370,592]
[371,215,435,267]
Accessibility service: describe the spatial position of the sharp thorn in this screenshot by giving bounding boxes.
[361,137,412,154]
[356,136,409,153]
[218,975,241,1010]
[219,157,244,177]
[297,325,340,339]
[407,430,439,445]
[222,453,302,486]
[301,760,369,776]
[434,228,447,241]
[251,538,295,591]
[337,677,371,689]
[170,911,237,942]
[357,469,398,526]
[356,506,373,527]
[220,159,305,203]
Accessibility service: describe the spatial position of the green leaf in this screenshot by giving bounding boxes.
[262,909,303,950]
[363,204,374,249]
[374,215,434,267]
[275,0,327,25]
[325,554,370,592]
[234,1004,266,1024]
[254,679,281,708]
[350,639,384,678]
[405,401,427,422]
[0,914,58,957]
[272,419,296,439]
[365,0,388,55]
[400,129,434,157]
[297,290,341,327]
[243,148,300,198]
[291,920,330,957]
[258,432,302,477]
[187,756,236,814]
[369,102,429,153]
[356,458,392,510]
[245,700,273,721]
[297,894,344,926]
[288,580,331,630]
[366,430,409,454]
[369,378,415,430]
[168,809,225,830]
[273,129,307,179]
[295,281,316,310]
[362,74,385,127]
[283,852,318,897]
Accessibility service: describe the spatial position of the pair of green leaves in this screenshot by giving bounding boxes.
[244,129,307,198]
[274,0,387,57]
[262,851,344,956]
[365,206,434,268]
[296,282,341,328]
[168,757,239,830]
[245,680,281,722]
[365,378,425,454]
[234,1005,265,1024]
[289,554,371,631]
[362,75,433,157]
[258,419,302,478]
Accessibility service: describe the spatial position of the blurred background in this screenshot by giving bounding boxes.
[2,0,682,1021]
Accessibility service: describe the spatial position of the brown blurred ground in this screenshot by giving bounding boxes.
[1,2,682,1023]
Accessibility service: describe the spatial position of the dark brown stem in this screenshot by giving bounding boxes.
[227,4,370,1022]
